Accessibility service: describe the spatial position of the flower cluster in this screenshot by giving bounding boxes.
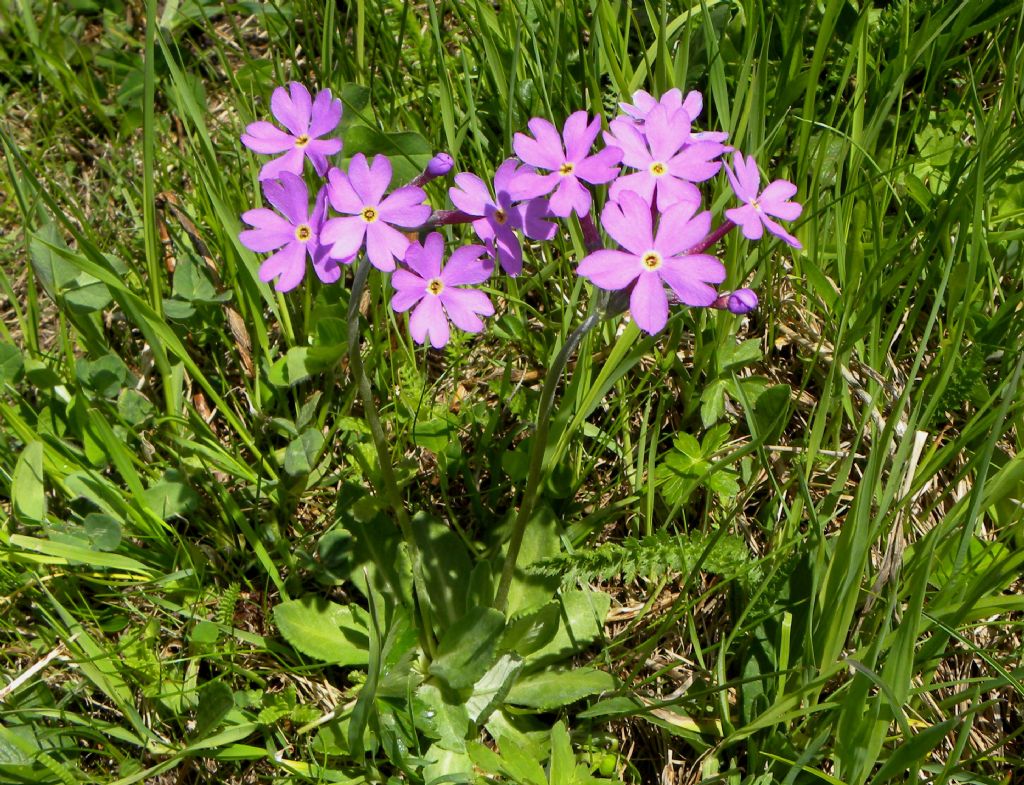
[239,83,803,345]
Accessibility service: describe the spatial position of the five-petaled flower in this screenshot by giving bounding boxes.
[577,191,726,334]
[391,233,495,348]
[724,152,802,249]
[321,153,432,271]
[239,173,340,292]
[449,158,556,276]
[241,83,343,180]
[604,105,725,211]
[509,112,623,218]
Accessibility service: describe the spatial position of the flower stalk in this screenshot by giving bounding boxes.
[493,291,609,613]
[347,258,436,657]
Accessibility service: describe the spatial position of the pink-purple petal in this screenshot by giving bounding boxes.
[761,215,802,249]
[659,263,720,307]
[365,222,409,272]
[654,204,709,256]
[724,205,765,240]
[609,171,656,206]
[630,272,670,334]
[441,288,493,333]
[577,249,642,290]
[378,186,431,227]
[258,147,305,181]
[644,106,689,161]
[271,83,311,137]
[654,178,702,213]
[404,234,444,280]
[259,242,306,292]
[449,172,492,216]
[241,121,295,154]
[508,170,559,200]
[442,244,491,286]
[760,179,799,206]
[681,90,702,120]
[604,119,649,167]
[517,198,557,241]
[548,176,590,218]
[573,146,623,183]
[563,111,600,162]
[513,131,563,170]
[410,296,450,348]
[326,168,363,214]
[601,191,654,253]
[308,89,343,138]
[263,174,309,225]
[321,216,367,259]
[492,158,521,196]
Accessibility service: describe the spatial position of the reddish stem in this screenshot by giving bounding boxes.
[688,219,737,254]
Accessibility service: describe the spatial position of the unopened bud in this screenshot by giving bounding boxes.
[409,153,454,187]
[711,288,759,314]
[727,288,758,314]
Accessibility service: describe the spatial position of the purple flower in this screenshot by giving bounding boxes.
[449,159,556,276]
[724,153,802,249]
[509,112,623,218]
[241,83,343,180]
[239,173,341,292]
[604,105,724,210]
[576,191,726,334]
[712,288,759,314]
[391,233,494,348]
[728,288,759,314]
[320,154,432,272]
[619,89,730,146]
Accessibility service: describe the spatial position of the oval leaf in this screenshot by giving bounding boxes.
[273,596,369,665]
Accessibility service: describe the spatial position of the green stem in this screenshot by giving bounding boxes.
[493,294,608,613]
[347,259,436,657]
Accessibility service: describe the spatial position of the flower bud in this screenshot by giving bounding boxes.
[711,288,759,314]
[409,153,454,187]
[427,152,454,177]
[727,288,758,314]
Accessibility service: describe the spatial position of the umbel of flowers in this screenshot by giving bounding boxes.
[239,83,803,346]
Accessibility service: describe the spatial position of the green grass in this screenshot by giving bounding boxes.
[1,0,1023,783]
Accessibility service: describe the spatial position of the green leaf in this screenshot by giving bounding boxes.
[465,653,523,725]
[505,667,617,709]
[527,589,610,666]
[501,602,560,657]
[193,682,234,740]
[142,469,200,520]
[77,354,130,398]
[0,342,25,385]
[82,513,122,551]
[717,338,762,372]
[429,606,506,690]
[412,416,457,454]
[412,512,473,628]
[415,683,472,752]
[505,504,561,616]
[272,596,369,665]
[116,388,155,426]
[283,428,325,477]
[341,126,432,184]
[12,441,46,524]
[750,384,791,444]
[700,378,728,428]
[549,721,573,785]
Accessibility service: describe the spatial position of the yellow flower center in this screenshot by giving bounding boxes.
[294,224,312,242]
[493,208,508,225]
[649,161,667,177]
[361,206,379,223]
[426,278,445,296]
[295,134,311,148]
[558,162,575,176]
[642,251,662,271]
